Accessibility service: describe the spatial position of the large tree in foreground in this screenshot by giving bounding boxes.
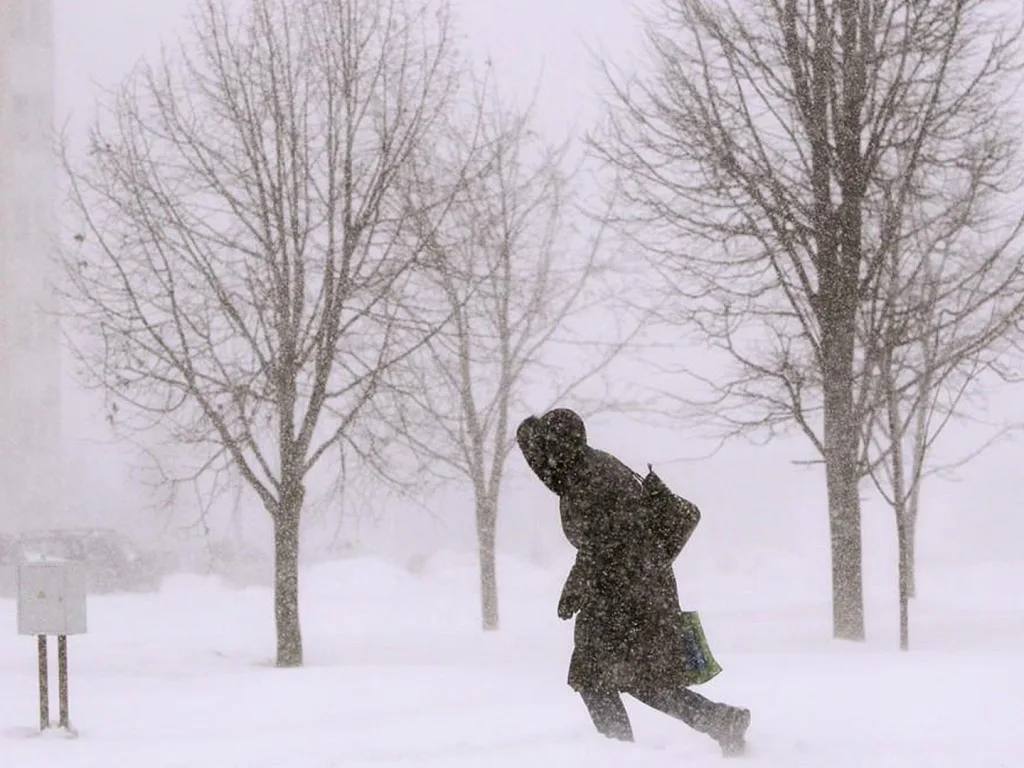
[61,0,464,666]
[592,0,1024,639]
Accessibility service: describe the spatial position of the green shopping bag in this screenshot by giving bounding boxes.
[679,610,722,686]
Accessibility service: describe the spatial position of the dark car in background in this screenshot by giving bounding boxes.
[11,528,165,594]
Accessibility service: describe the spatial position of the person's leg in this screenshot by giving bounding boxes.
[578,689,635,741]
[629,685,750,754]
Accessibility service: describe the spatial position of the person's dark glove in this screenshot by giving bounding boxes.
[557,589,584,620]
[557,565,586,620]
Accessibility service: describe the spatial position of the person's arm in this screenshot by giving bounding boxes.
[640,468,700,563]
[558,535,612,619]
[557,476,632,619]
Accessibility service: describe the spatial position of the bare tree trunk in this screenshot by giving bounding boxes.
[897,518,910,651]
[476,494,499,631]
[273,499,303,667]
[823,325,865,641]
[884,337,910,651]
[906,421,927,600]
[828,0,868,642]
[904,506,918,598]
[823,430,865,640]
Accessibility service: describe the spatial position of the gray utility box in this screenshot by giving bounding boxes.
[17,562,87,636]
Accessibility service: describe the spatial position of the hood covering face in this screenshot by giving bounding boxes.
[519,408,588,495]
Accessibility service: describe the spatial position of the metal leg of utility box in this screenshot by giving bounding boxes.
[37,635,49,730]
[58,635,69,729]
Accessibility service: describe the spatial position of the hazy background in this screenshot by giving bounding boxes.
[39,0,1024,645]
[0,3,1020,766]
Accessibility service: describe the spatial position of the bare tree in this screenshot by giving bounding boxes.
[865,220,1024,650]
[385,88,630,630]
[60,0,465,666]
[591,0,1024,639]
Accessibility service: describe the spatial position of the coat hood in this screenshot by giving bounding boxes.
[518,408,588,495]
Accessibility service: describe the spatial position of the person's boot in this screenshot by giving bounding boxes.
[715,706,750,757]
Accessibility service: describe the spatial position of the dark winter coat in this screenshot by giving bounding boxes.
[517,409,701,693]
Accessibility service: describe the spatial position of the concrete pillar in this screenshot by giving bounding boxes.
[0,0,62,531]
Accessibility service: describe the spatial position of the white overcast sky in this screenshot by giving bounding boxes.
[54,0,647,140]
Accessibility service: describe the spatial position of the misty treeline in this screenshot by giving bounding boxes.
[59,0,1024,665]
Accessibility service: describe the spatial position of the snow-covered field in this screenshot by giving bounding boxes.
[1,553,1022,768]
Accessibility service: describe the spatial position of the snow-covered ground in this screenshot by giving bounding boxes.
[1,553,1022,767]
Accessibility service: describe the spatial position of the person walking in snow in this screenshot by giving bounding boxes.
[516,408,751,755]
